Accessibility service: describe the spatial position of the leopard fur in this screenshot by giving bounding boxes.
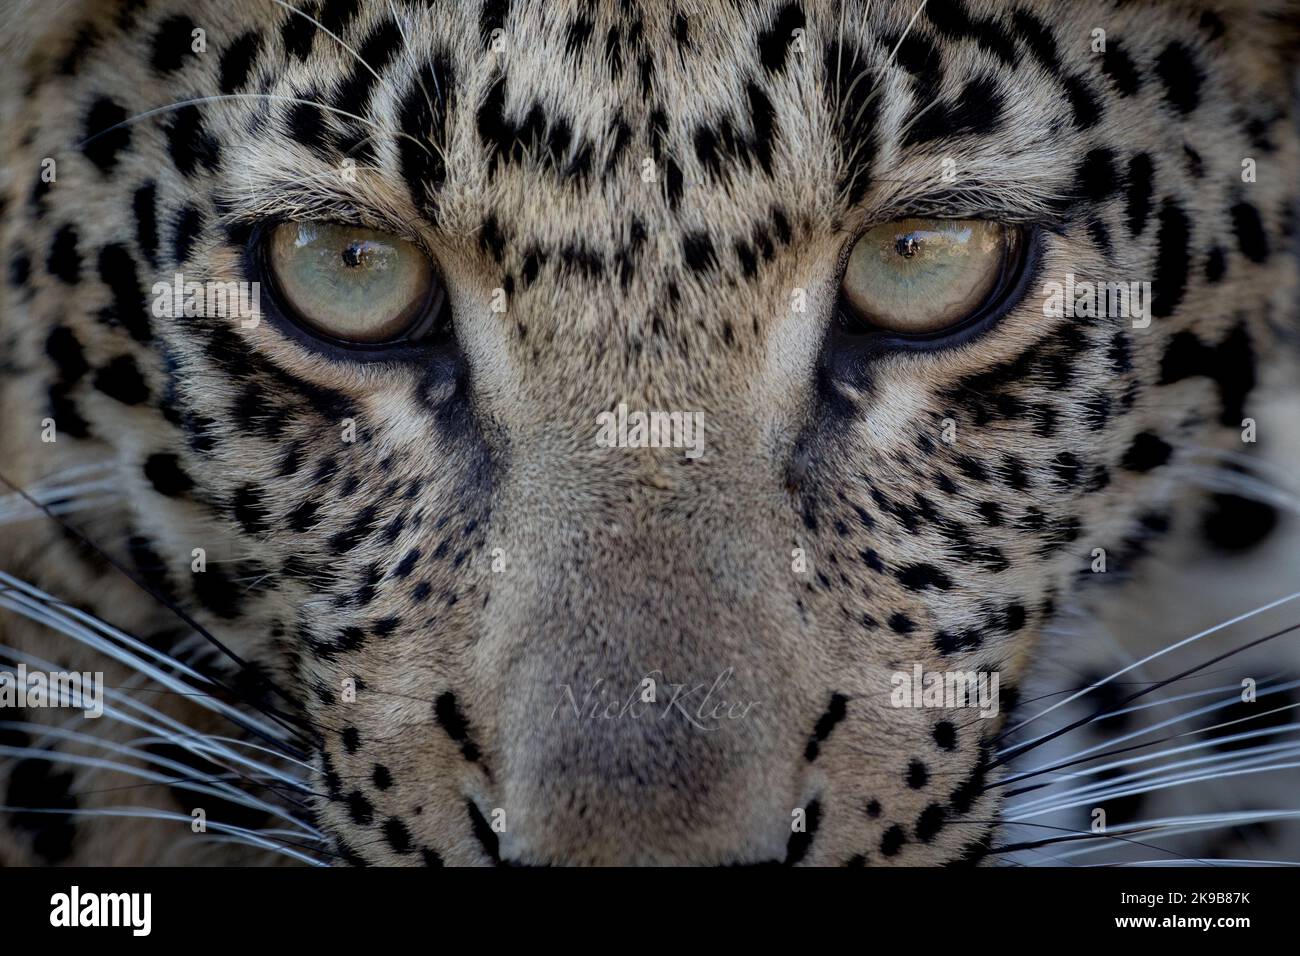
[0,0,1297,865]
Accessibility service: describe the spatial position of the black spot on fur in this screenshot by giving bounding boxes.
[468,801,501,863]
[9,251,30,289]
[1010,9,1058,70]
[897,564,952,591]
[282,2,320,60]
[133,183,159,267]
[824,40,878,204]
[329,503,379,554]
[434,691,481,762]
[879,823,906,857]
[93,355,149,405]
[927,0,1017,65]
[1121,432,1172,472]
[1124,153,1154,237]
[904,75,1005,146]
[906,760,929,789]
[566,15,594,59]
[172,205,204,265]
[1230,202,1270,263]
[1060,74,1103,130]
[45,327,89,384]
[47,386,91,438]
[318,0,360,35]
[81,97,132,173]
[96,244,151,343]
[887,30,942,101]
[1159,324,1255,426]
[398,57,454,218]
[340,726,360,754]
[151,15,199,74]
[219,31,262,93]
[347,790,374,826]
[144,453,193,496]
[758,2,806,74]
[934,628,983,655]
[948,749,989,814]
[286,499,320,532]
[232,484,270,534]
[287,98,330,155]
[1078,148,1117,202]
[165,105,221,176]
[889,612,915,635]
[784,799,820,864]
[384,817,413,854]
[1150,200,1191,317]
[393,548,421,579]
[1203,492,1278,552]
[1154,41,1203,115]
[804,692,848,761]
[1100,41,1141,96]
[746,83,778,174]
[334,18,404,119]
[128,533,175,599]
[605,27,623,80]
[916,803,946,842]
[47,225,81,284]
[371,616,400,637]
[682,232,717,273]
[193,562,242,619]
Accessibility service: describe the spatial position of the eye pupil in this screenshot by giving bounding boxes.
[341,242,369,268]
[895,235,922,259]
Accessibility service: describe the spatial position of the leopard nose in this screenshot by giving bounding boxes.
[478,560,810,865]
[491,671,800,865]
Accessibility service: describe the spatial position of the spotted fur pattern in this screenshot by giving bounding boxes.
[0,0,1297,865]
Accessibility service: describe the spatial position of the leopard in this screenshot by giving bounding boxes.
[0,0,1297,867]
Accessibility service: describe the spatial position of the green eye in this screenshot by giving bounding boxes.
[262,222,446,345]
[839,218,1024,336]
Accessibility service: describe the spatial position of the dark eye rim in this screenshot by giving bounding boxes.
[831,221,1043,354]
[244,219,455,361]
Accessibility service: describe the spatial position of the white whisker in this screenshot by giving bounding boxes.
[1001,679,1300,774]
[1002,591,1300,738]
[0,572,296,746]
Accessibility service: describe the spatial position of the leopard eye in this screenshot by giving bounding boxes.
[261,222,447,346]
[838,218,1026,337]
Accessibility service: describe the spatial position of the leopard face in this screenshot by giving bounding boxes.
[0,0,1296,866]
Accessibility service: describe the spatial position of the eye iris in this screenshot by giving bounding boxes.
[840,218,1023,337]
[264,222,440,345]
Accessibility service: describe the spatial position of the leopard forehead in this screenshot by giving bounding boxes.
[1,0,1297,866]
